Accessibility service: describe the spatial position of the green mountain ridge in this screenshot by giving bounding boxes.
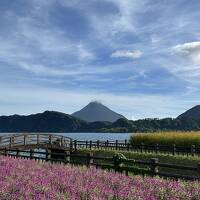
[0,105,200,133]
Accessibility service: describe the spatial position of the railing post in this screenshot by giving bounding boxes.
[86,141,88,149]
[61,137,64,146]
[156,144,159,154]
[150,158,159,176]
[12,136,15,146]
[65,151,71,164]
[140,143,144,153]
[37,134,40,145]
[89,140,92,150]
[197,163,200,178]
[123,140,127,151]
[4,147,8,156]
[127,143,130,151]
[124,139,127,145]
[46,149,51,161]
[9,136,14,148]
[0,136,1,145]
[115,140,118,150]
[74,140,77,151]
[30,149,34,159]
[9,137,12,148]
[24,135,27,146]
[49,135,52,145]
[97,140,100,149]
[9,136,15,148]
[16,149,19,158]
[191,145,195,157]
[70,140,73,150]
[172,144,176,155]
[106,140,109,149]
[86,152,93,167]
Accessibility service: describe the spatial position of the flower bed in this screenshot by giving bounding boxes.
[0,156,199,200]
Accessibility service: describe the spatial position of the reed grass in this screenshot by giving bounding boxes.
[129,131,200,146]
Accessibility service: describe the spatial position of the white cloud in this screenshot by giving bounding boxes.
[111,50,143,59]
[172,41,200,63]
[160,41,200,83]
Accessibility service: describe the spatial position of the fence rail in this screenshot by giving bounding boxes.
[0,148,199,180]
[0,134,72,149]
[72,140,200,156]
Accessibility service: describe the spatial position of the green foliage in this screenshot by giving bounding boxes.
[113,153,127,172]
[113,153,127,164]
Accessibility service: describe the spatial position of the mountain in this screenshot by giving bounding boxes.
[177,105,200,121]
[71,101,125,122]
[1,105,200,133]
[0,111,87,132]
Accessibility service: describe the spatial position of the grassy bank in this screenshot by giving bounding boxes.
[129,131,200,146]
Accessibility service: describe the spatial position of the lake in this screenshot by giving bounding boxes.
[58,132,132,141]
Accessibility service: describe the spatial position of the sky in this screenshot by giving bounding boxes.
[1,0,200,119]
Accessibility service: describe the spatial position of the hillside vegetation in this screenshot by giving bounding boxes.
[130,131,200,146]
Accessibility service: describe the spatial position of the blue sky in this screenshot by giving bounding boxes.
[1,0,200,119]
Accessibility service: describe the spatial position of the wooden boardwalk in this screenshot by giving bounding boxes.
[0,133,73,150]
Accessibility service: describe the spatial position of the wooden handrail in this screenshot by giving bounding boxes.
[0,133,72,149]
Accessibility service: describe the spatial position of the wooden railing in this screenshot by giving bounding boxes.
[72,140,200,156]
[1,133,200,157]
[0,134,72,149]
[1,148,200,180]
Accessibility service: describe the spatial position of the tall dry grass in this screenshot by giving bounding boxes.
[129,131,200,146]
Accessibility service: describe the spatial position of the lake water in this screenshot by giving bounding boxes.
[58,132,132,141]
[0,132,133,141]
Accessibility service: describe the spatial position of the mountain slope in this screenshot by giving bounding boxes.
[177,105,200,121]
[72,101,125,122]
[0,111,87,132]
